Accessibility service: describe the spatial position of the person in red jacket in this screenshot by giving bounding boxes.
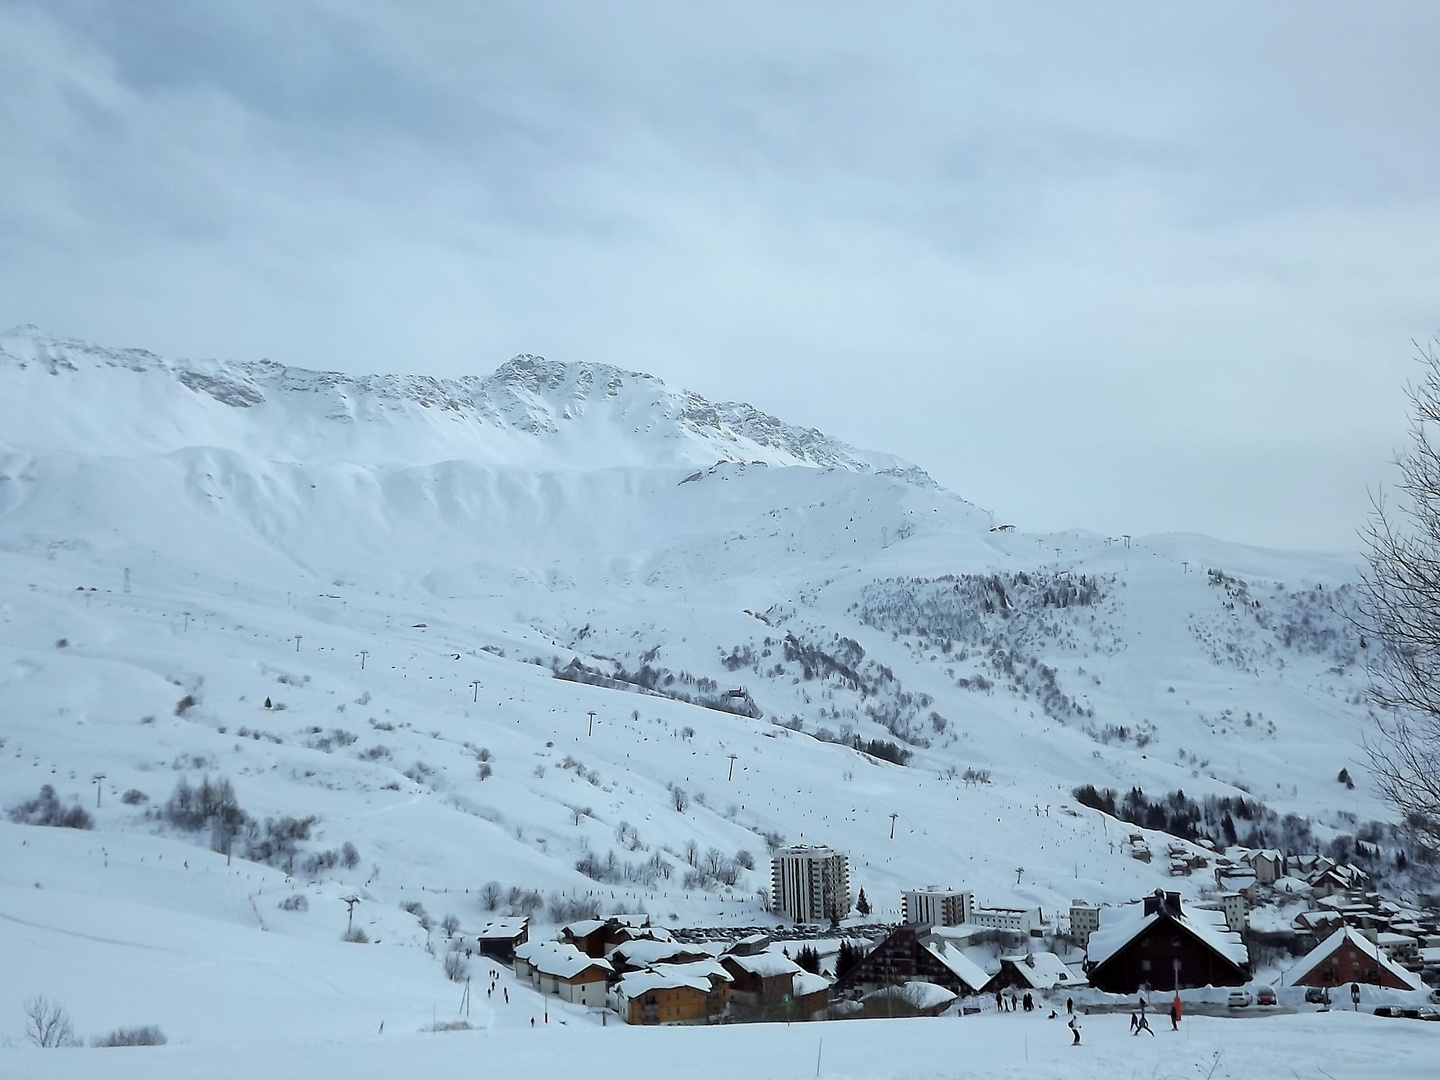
[1171,995,1183,1030]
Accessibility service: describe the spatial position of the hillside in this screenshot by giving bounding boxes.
[0,326,1389,1052]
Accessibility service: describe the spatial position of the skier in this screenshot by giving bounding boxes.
[1129,1010,1139,1033]
[1136,1012,1155,1037]
[1066,996,1074,1015]
[1069,1014,1082,1045]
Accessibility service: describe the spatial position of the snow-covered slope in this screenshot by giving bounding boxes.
[0,327,1385,1053]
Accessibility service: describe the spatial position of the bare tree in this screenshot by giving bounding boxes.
[24,996,77,1048]
[441,914,460,938]
[481,880,503,911]
[671,786,690,813]
[1359,343,1440,858]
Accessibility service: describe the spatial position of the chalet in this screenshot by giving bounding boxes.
[514,942,613,1006]
[474,917,529,963]
[608,939,713,974]
[830,925,990,999]
[1085,891,1248,994]
[720,950,804,1008]
[561,915,668,958]
[1286,927,1425,992]
[1244,850,1284,886]
[861,981,956,1018]
[1287,853,1335,880]
[615,970,719,1025]
[985,952,1081,993]
[1310,865,1369,899]
[792,971,831,1018]
[1214,865,1259,902]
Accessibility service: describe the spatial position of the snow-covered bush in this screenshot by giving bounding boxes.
[8,785,93,830]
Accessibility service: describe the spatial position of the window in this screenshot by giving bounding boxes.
[1141,960,1152,972]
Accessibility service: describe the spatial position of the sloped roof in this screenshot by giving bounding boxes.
[617,970,712,997]
[476,917,528,939]
[922,940,991,991]
[1001,952,1080,989]
[610,939,708,967]
[722,951,804,978]
[520,941,613,979]
[561,919,607,939]
[647,959,733,984]
[1088,903,1248,971]
[1286,927,1424,991]
[865,981,957,1010]
[793,972,830,997]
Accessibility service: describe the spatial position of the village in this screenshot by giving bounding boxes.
[458,840,1440,1027]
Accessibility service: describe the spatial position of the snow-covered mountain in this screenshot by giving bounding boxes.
[0,327,1384,1055]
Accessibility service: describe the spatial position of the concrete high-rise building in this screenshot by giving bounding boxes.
[770,845,851,923]
[901,887,974,926]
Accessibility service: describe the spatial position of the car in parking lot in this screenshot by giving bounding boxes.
[1255,986,1277,1007]
[1227,990,1254,1008]
[1304,986,1331,1005]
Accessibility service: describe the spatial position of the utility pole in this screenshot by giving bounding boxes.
[587,710,596,736]
[342,895,361,935]
[182,612,191,632]
[92,773,106,808]
[123,567,131,593]
[889,813,899,840]
[728,754,738,781]
[471,680,482,703]
[294,635,302,652]
[359,650,369,670]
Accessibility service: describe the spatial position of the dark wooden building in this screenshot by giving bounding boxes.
[831,925,989,998]
[1086,891,1248,994]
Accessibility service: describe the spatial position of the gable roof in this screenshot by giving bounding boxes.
[999,952,1080,989]
[864,981,957,1010]
[1088,903,1247,971]
[922,939,991,992]
[561,919,608,939]
[616,970,712,998]
[517,941,613,979]
[1286,927,1425,991]
[722,951,804,978]
[476,917,528,939]
[610,939,709,967]
[793,972,830,997]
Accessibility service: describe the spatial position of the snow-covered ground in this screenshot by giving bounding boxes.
[1,327,1427,1068]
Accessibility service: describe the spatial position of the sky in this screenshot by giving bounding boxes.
[2,1,1437,552]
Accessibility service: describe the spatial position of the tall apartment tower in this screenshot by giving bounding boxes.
[770,845,851,923]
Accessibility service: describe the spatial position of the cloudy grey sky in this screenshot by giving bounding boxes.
[3,1,1436,551]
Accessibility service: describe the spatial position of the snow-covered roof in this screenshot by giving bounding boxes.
[864,981,957,1010]
[793,972,830,997]
[476,918,528,938]
[721,951,804,978]
[1272,876,1312,895]
[616,971,712,998]
[647,959,733,984]
[1001,952,1080,989]
[610,939,706,967]
[922,940,991,991]
[1088,903,1248,971]
[520,941,613,979]
[1286,927,1424,991]
[561,919,607,939]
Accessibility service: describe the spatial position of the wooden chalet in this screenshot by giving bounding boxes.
[830,925,990,999]
[1086,891,1248,994]
[474,917,529,963]
[1286,927,1425,992]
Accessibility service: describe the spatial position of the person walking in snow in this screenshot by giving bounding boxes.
[996,990,1004,1011]
[1066,996,1074,1015]
[1068,1015,1082,1045]
[1136,1012,1155,1037]
[1129,1010,1139,1033]
[1170,997,1181,1031]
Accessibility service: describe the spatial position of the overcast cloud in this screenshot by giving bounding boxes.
[3,1,1437,550]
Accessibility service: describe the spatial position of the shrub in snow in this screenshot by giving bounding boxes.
[23,996,78,1048]
[443,951,469,982]
[341,841,360,868]
[279,894,309,912]
[8,786,93,830]
[93,1026,166,1047]
[343,927,369,943]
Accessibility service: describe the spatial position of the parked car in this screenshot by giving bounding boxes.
[1374,1005,1406,1018]
[1417,1007,1440,1022]
[1256,986,1277,1007]
[1227,990,1254,1008]
[1430,988,1440,1005]
[1304,986,1330,1005]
